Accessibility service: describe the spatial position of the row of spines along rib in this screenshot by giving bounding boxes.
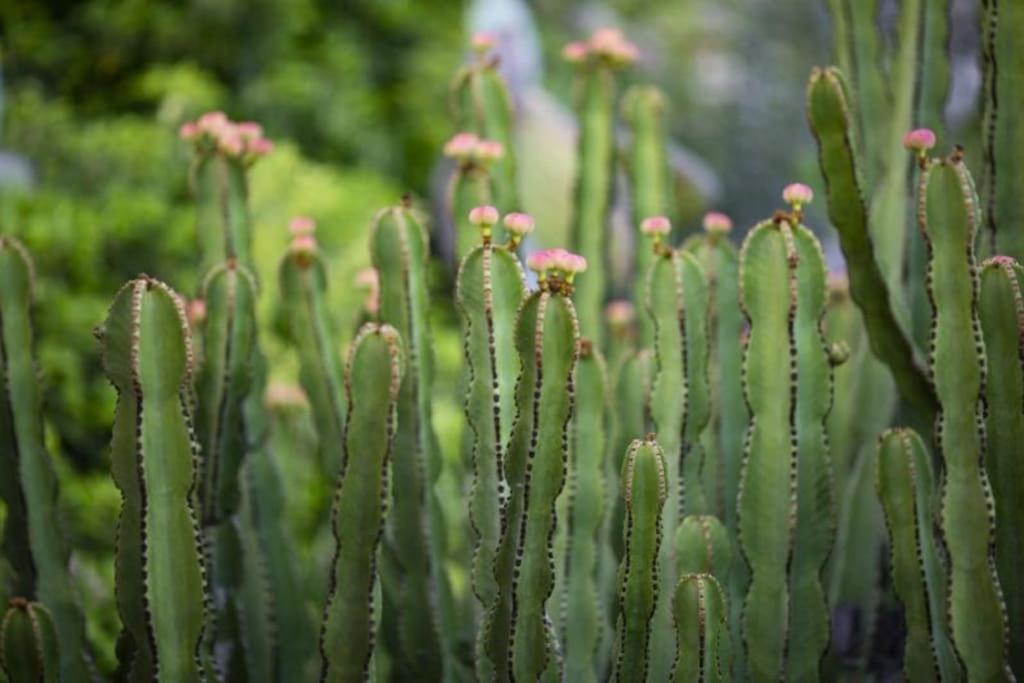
[0,237,91,682]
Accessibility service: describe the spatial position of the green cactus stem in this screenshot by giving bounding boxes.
[563,340,610,683]
[0,237,90,682]
[875,428,956,682]
[319,323,403,683]
[0,599,58,683]
[806,66,937,418]
[671,573,728,683]
[100,276,209,681]
[978,255,1024,677]
[369,203,456,680]
[611,436,666,683]
[737,213,835,682]
[917,149,1012,681]
[622,85,670,347]
[675,515,731,580]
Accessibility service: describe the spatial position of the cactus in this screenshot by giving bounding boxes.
[675,515,731,580]
[0,599,58,683]
[0,237,90,682]
[611,436,666,683]
[445,134,508,262]
[369,202,457,679]
[481,249,582,681]
[875,428,956,682]
[806,67,936,418]
[670,573,728,683]
[450,35,520,214]
[562,340,610,683]
[565,29,637,345]
[917,149,1012,680]
[99,276,209,681]
[319,323,403,683]
[737,205,835,681]
[977,255,1024,676]
[622,86,670,348]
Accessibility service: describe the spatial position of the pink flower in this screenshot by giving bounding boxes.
[197,111,229,135]
[782,183,814,209]
[549,248,587,275]
[469,205,500,227]
[588,27,638,66]
[179,122,200,140]
[702,212,732,234]
[289,234,318,266]
[605,300,635,326]
[247,137,273,157]
[186,299,207,326]
[216,126,244,157]
[236,121,264,141]
[289,216,316,237]
[902,128,937,155]
[472,31,497,53]
[527,249,554,273]
[443,132,480,160]
[474,139,505,163]
[503,212,535,237]
[640,215,672,237]
[562,41,589,64]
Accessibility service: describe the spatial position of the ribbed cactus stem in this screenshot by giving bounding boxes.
[0,237,89,682]
[737,215,835,681]
[671,573,729,683]
[611,436,666,683]
[100,276,209,681]
[319,323,403,683]
[1,599,59,683]
[917,150,1012,680]
[875,428,956,682]
[675,515,731,580]
[978,255,1024,677]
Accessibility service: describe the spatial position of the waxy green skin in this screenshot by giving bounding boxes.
[454,232,526,667]
[737,219,835,682]
[978,256,1024,677]
[876,428,956,682]
[370,205,457,680]
[481,286,579,682]
[101,277,208,682]
[671,573,728,683]
[611,437,666,683]
[918,156,1012,682]
[563,344,610,683]
[279,248,346,476]
[806,67,936,419]
[0,238,90,683]
[320,323,403,683]
[1,600,59,683]
[645,245,710,682]
[623,86,669,348]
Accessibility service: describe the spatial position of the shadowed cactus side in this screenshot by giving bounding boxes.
[1,599,59,683]
[319,323,403,683]
[671,573,729,683]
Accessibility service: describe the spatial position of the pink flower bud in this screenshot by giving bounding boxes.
[549,248,587,275]
[474,139,505,162]
[527,249,553,273]
[179,122,200,140]
[289,234,318,266]
[469,205,500,227]
[702,212,732,234]
[472,31,497,53]
[589,27,625,53]
[247,137,273,157]
[197,111,229,135]
[443,132,480,159]
[605,300,635,326]
[503,212,535,236]
[782,183,814,208]
[187,299,207,326]
[216,124,244,156]
[902,128,937,155]
[236,121,264,141]
[640,215,672,237]
[562,41,589,64]
[289,216,316,236]
[987,255,1017,267]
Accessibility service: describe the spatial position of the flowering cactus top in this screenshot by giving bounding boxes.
[902,128,937,157]
[640,215,672,237]
[528,248,587,287]
[562,27,638,68]
[288,233,318,268]
[289,216,316,237]
[179,111,273,165]
[443,132,504,166]
[702,212,733,235]
[468,205,500,228]
[503,212,535,238]
[472,31,497,54]
[782,183,814,211]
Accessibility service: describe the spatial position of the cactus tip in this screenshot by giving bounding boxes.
[588,27,638,66]
[640,215,672,237]
[902,127,937,159]
[503,211,535,239]
[702,211,732,235]
[289,234,318,268]
[469,205,500,228]
[444,131,480,160]
[289,215,316,237]
[474,139,505,163]
[782,183,814,210]
[471,31,498,54]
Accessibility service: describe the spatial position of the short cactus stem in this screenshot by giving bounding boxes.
[1,599,59,683]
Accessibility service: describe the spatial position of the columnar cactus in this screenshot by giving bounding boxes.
[917,147,1012,680]
[481,248,582,682]
[875,428,956,682]
[1,599,59,683]
[319,323,403,683]
[565,28,637,345]
[99,276,209,681]
[369,202,456,679]
[978,255,1024,676]
[0,237,90,682]
[737,202,835,681]
[675,515,731,580]
[670,573,728,683]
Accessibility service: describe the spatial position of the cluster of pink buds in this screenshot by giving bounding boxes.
[443,132,505,167]
[467,205,535,247]
[702,212,733,236]
[287,216,318,267]
[782,183,814,215]
[562,27,639,68]
[179,111,273,165]
[527,247,587,289]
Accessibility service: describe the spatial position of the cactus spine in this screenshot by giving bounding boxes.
[319,323,403,683]
[671,573,728,683]
[370,203,456,679]
[0,237,89,682]
[1,599,59,683]
[100,276,208,681]
[611,436,666,683]
[737,213,835,681]
[875,428,956,682]
[977,255,1024,677]
[918,150,1012,681]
